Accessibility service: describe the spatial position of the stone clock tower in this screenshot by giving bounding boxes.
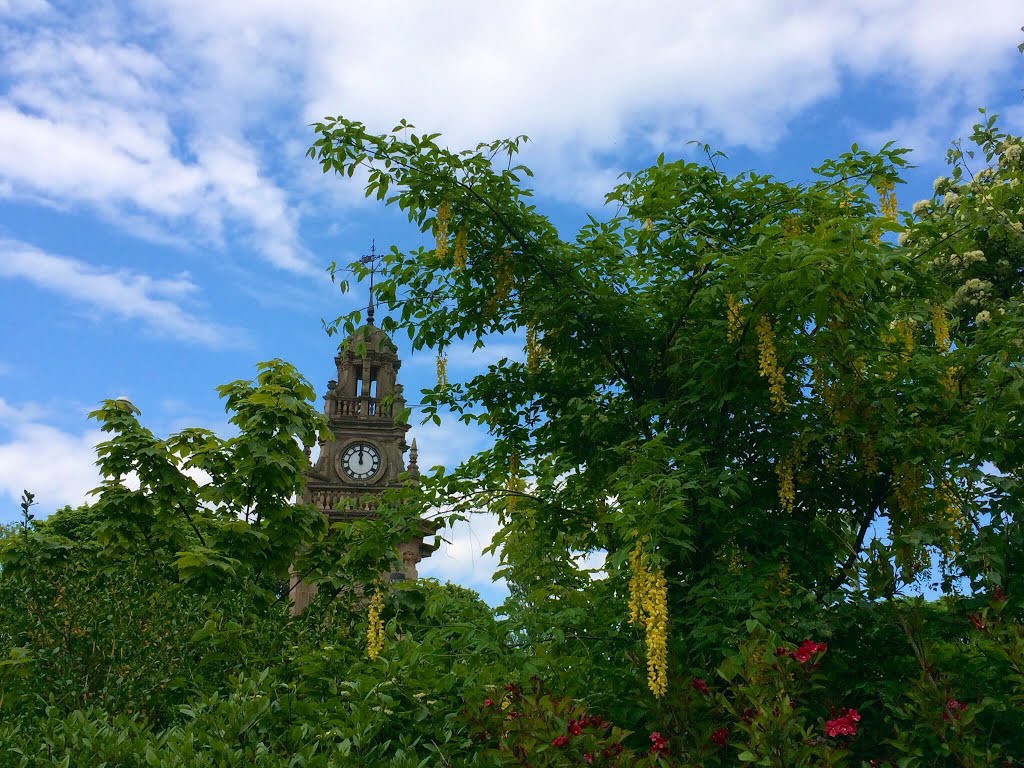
[290,307,436,613]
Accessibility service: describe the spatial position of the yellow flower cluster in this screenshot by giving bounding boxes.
[895,320,915,362]
[892,463,924,518]
[776,456,795,512]
[366,588,385,660]
[775,559,792,597]
[726,295,743,343]
[931,303,951,353]
[525,323,542,373]
[941,364,961,398]
[859,438,879,476]
[781,215,802,239]
[435,201,451,259]
[938,478,967,555]
[755,316,787,412]
[453,226,468,270]
[436,352,448,390]
[506,452,520,510]
[876,180,898,221]
[494,249,513,305]
[628,538,669,698]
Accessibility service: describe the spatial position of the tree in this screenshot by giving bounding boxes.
[308,111,1024,764]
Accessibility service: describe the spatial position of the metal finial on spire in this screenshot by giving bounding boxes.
[359,240,380,326]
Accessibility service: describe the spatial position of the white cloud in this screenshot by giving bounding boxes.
[0,239,237,346]
[1,0,1020,251]
[0,0,49,17]
[0,32,309,272]
[407,416,490,475]
[0,399,102,517]
[112,0,1018,210]
[419,512,507,604]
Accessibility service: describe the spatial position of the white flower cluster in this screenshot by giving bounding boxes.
[943,192,960,209]
[975,310,992,325]
[934,176,949,194]
[952,277,993,307]
[1002,143,1022,166]
[912,199,930,217]
[962,250,986,266]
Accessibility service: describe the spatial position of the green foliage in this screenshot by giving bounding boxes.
[4,101,1024,765]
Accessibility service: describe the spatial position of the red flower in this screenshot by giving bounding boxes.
[483,698,494,707]
[793,639,827,663]
[993,586,1007,603]
[551,735,569,747]
[649,732,669,755]
[584,755,593,764]
[710,727,728,747]
[569,720,583,736]
[942,699,967,722]
[825,708,860,738]
[691,677,710,695]
[967,613,986,631]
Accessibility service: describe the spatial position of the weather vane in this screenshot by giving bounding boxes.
[359,240,380,326]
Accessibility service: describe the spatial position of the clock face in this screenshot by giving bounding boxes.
[340,442,382,481]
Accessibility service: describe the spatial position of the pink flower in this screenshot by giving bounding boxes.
[967,613,986,631]
[551,735,569,747]
[793,639,827,663]
[483,698,493,707]
[691,677,710,695]
[825,708,860,738]
[649,731,669,755]
[943,699,967,722]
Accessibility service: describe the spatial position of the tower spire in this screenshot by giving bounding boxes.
[408,438,420,480]
[359,240,380,327]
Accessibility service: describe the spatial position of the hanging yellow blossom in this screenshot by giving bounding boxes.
[726,295,743,343]
[937,478,967,555]
[366,588,385,660]
[628,536,669,698]
[859,438,879,476]
[895,319,915,362]
[941,364,961,398]
[453,226,468,270]
[436,352,448,390]
[892,463,924,520]
[495,249,513,304]
[781,215,802,239]
[876,180,898,221]
[755,316,787,412]
[525,323,542,373]
[505,451,520,510]
[776,456,795,512]
[435,201,451,259]
[775,559,792,597]
[931,303,951,353]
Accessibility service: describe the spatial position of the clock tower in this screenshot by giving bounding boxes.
[290,302,436,612]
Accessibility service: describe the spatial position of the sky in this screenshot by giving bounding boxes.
[0,0,1022,605]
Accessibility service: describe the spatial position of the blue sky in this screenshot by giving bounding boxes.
[0,0,1022,604]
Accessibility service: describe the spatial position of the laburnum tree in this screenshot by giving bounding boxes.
[309,110,1024,764]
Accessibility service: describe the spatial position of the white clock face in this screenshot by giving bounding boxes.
[341,442,381,481]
